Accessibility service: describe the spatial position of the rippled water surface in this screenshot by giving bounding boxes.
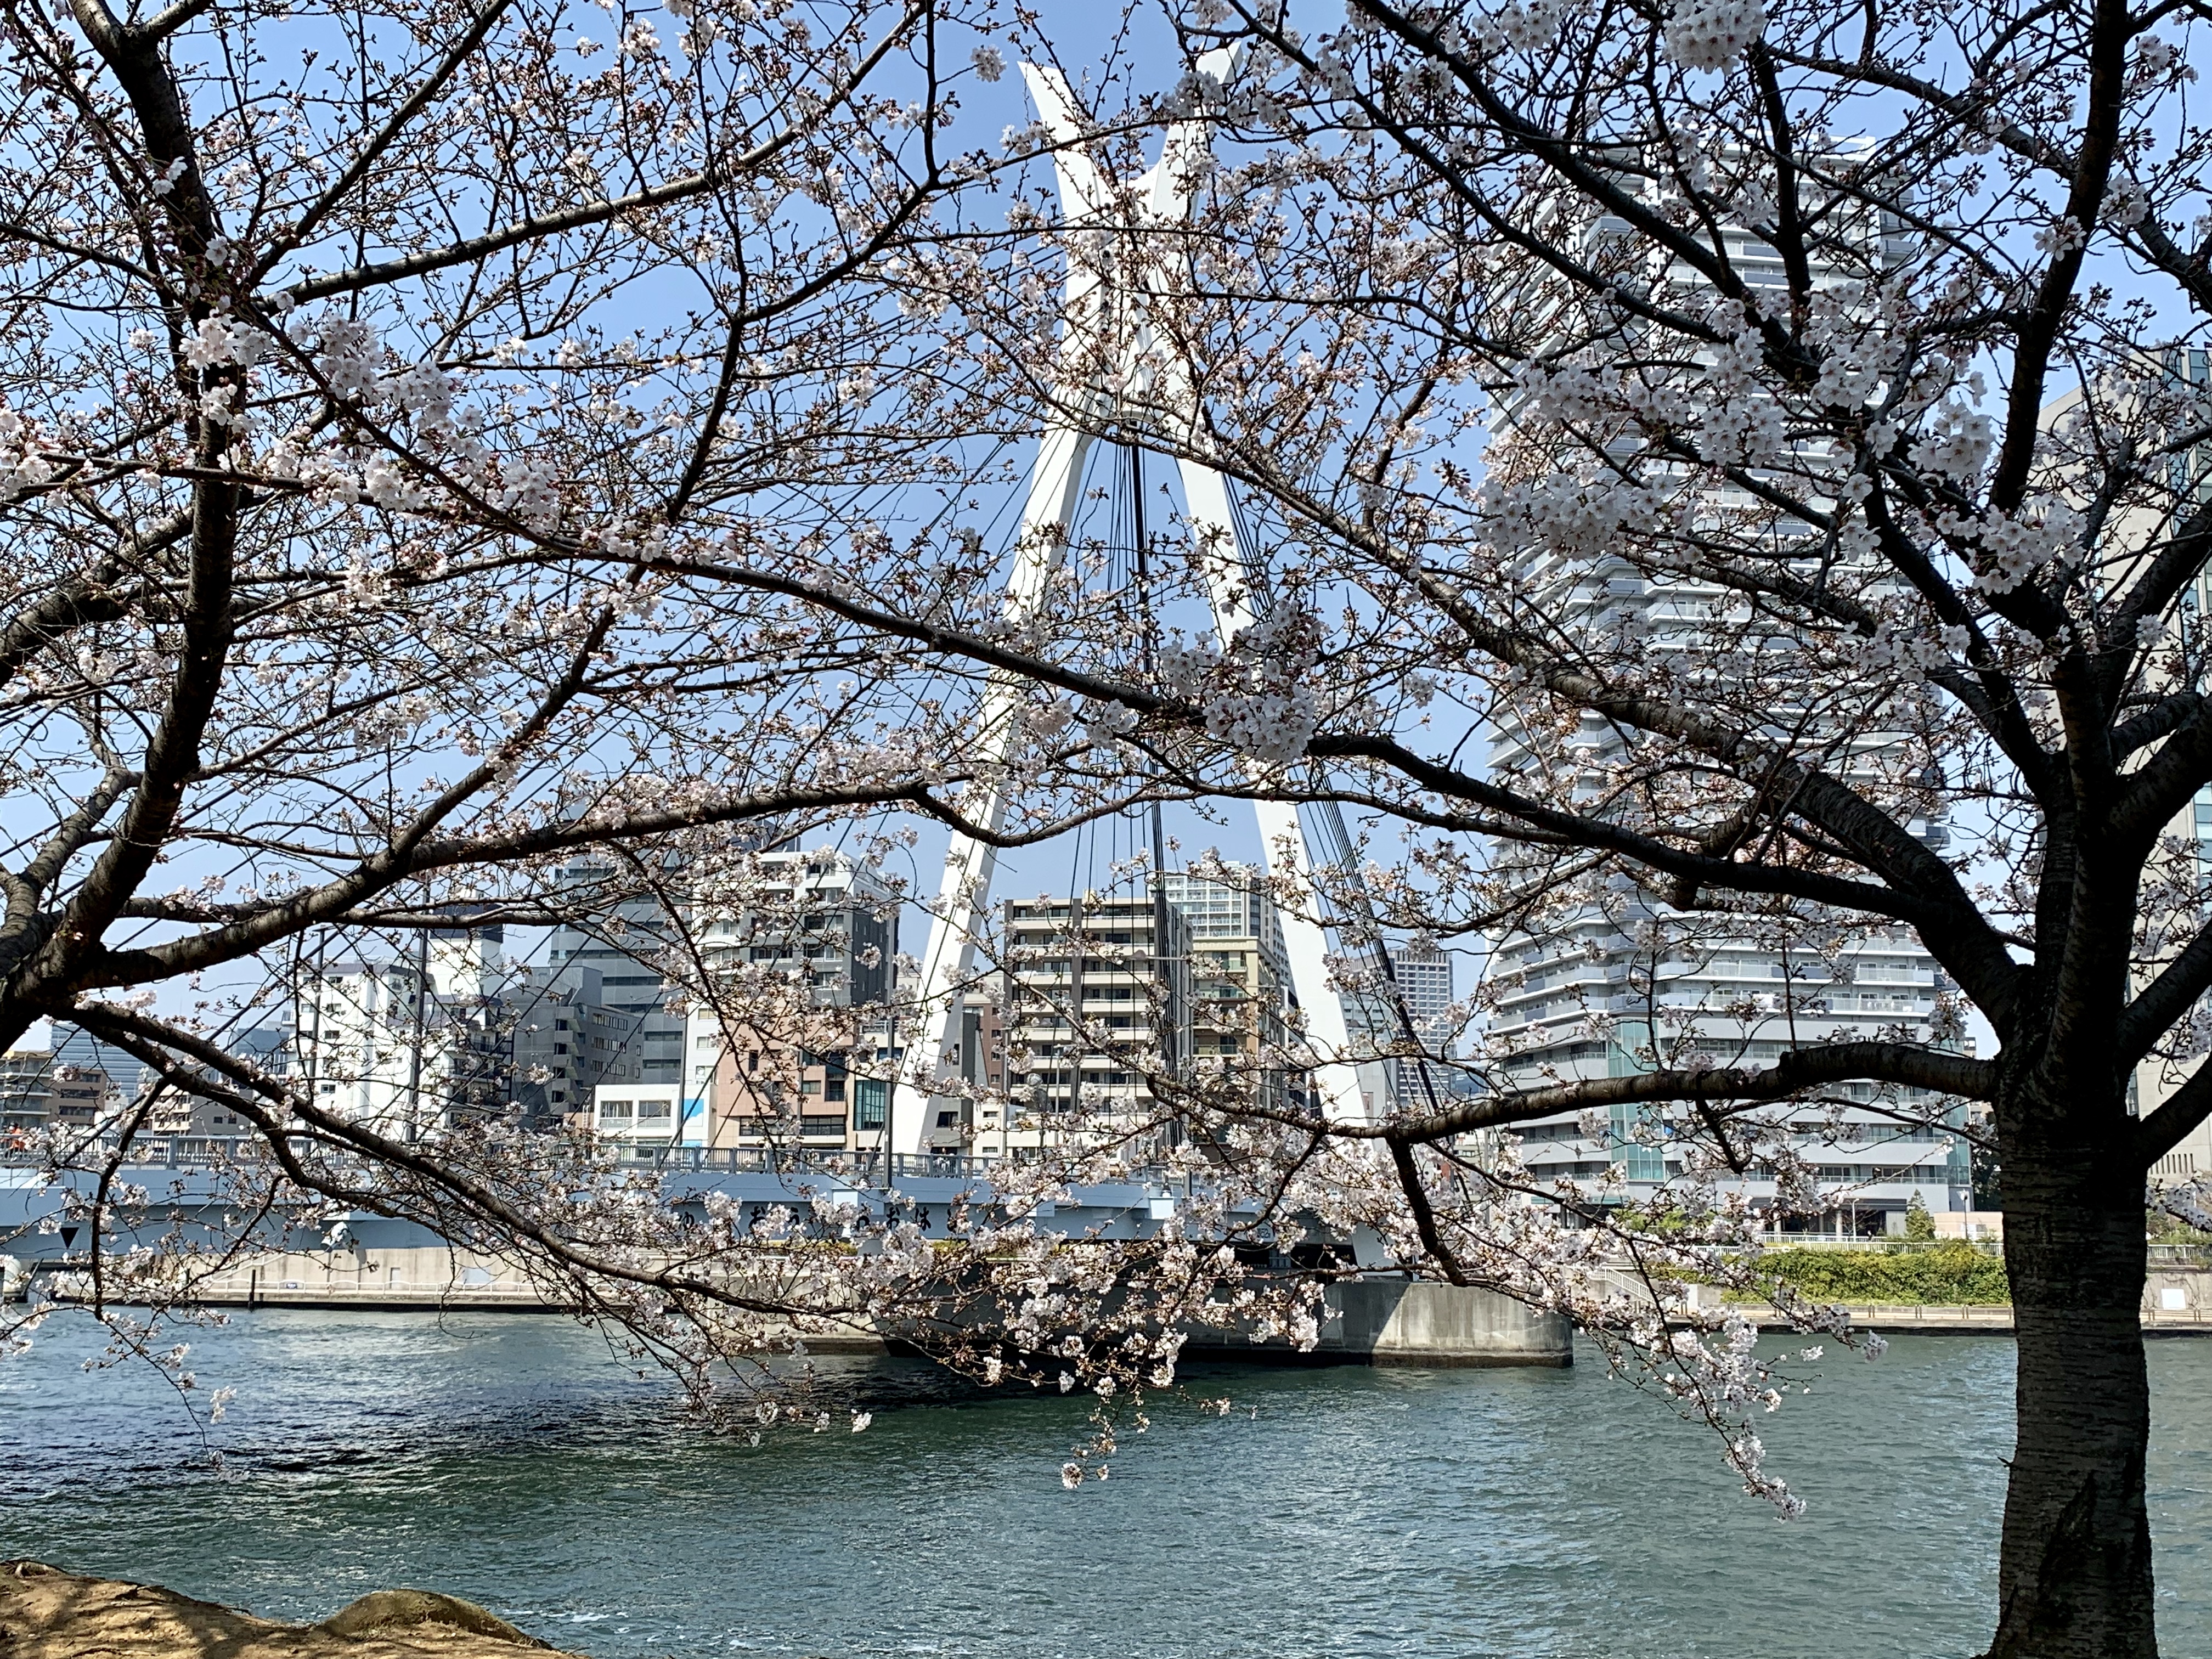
[1,1312,2207,1658]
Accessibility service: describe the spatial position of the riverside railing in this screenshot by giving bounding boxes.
[0,1135,1154,1188]
[1753,1236,2006,1254]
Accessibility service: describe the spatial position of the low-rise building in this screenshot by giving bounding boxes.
[703,1037,890,1150]
[146,1092,257,1139]
[588,1082,686,1149]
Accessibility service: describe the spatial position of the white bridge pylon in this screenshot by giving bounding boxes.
[887,52,1369,1156]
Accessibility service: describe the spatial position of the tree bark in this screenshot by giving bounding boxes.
[1985,1132,2157,1658]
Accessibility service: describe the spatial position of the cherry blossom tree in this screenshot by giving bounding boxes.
[939,1,2208,1652]
[10,0,2212,1651]
[0,0,1359,1492]
[0,0,1076,1387]
[0,0,1022,1048]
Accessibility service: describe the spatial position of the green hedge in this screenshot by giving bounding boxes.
[1750,1242,2011,1306]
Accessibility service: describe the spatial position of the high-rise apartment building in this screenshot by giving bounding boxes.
[1377,938,1457,1109]
[981,869,1313,1155]
[1484,184,1966,1231]
[998,893,1193,1156]
[1159,870,1287,957]
[1488,926,1967,1221]
[1386,939,1453,1035]
[1162,869,1296,1115]
[0,1052,112,1138]
[2129,345,2212,1189]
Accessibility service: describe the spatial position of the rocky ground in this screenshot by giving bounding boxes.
[0,1561,588,1657]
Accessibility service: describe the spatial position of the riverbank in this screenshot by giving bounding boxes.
[0,1561,585,1657]
[1668,1260,2212,1332]
[36,1231,2207,1339]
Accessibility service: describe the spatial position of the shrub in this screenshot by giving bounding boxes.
[1751,1241,2010,1305]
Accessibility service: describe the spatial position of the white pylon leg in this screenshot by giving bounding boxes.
[888,60,1123,1159]
[889,424,1094,1158]
[1177,460,1369,1125]
[892,48,1372,1153]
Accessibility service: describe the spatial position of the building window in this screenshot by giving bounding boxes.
[854,1079,887,1128]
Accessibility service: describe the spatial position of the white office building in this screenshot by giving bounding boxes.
[293,929,506,1140]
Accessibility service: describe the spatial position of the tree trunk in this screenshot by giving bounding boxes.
[1985,1136,2157,1658]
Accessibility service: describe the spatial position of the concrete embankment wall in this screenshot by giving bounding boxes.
[158,1245,560,1311]
[1170,1278,1574,1368]
[1321,1277,1573,1367]
[33,1247,1575,1366]
[28,1247,2206,1344]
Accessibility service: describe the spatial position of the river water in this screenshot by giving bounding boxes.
[0,1312,2207,1659]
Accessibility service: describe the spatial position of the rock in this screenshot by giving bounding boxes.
[0,1560,588,1657]
[319,1589,554,1647]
